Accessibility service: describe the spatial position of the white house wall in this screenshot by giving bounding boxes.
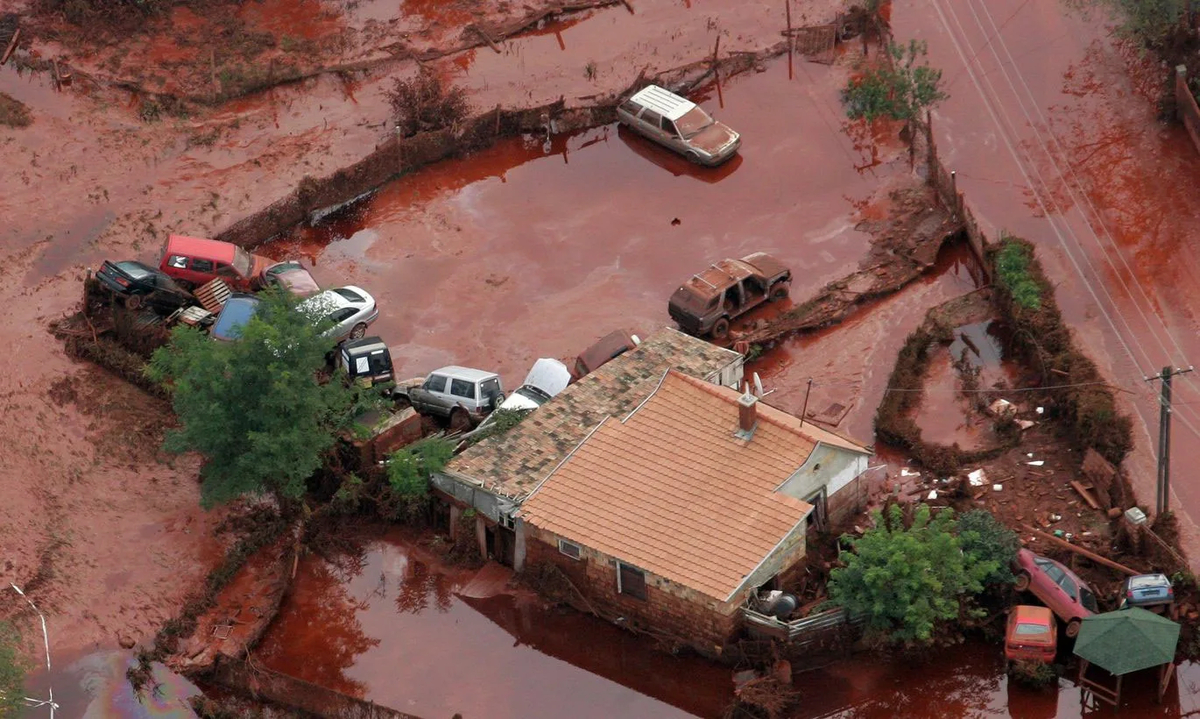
[776,444,869,503]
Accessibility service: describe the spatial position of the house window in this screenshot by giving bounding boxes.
[558,539,581,560]
[617,562,647,600]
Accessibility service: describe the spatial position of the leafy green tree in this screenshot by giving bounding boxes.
[0,623,25,719]
[828,504,995,644]
[957,509,1019,586]
[147,289,371,509]
[1065,0,1188,48]
[842,40,947,124]
[387,436,455,497]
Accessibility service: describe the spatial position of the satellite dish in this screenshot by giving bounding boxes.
[753,373,764,398]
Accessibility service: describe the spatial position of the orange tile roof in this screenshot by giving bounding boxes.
[521,370,866,602]
[446,329,742,499]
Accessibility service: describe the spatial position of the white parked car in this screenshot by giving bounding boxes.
[616,84,741,166]
[298,286,379,342]
[458,358,571,444]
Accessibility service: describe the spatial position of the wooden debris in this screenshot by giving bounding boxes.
[1070,480,1101,511]
[472,24,502,54]
[1107,507,1123,519]
[1,27,18,67]
[620,0,635,13]
[1023,526,1138,576]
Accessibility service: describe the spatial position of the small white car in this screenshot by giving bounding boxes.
[297,286,379,342]
[459,358,571,444]
[616,84,741,166]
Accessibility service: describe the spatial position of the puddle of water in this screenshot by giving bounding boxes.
[259,59,900,391]
[257,529,731,719]
[20,650,200,718]
[748,242,985,442]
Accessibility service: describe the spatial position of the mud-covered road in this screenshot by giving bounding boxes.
[896,0,1200,567]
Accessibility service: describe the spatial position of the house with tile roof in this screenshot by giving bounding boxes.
[517,369,872,656]
[431,328,746,564]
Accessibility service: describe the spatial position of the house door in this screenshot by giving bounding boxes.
[495,526,517,566]
[806,488,829,533]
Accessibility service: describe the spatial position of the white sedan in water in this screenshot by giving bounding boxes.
[298,286,379,343]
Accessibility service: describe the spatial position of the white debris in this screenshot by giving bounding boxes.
[1016,419,1035,430]
[928,490,938,500]
[993,484,1003,491]
[1027,460,1045,466]
[1036,407,1044,414]
[968,469,987,487]
[989,398,1016,417]
[901,468,918,477]
[1027,453,1034,458]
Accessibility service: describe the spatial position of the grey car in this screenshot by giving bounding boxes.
[297,286,379,343]
[399,366,504,431]
[1119,573,1176,617]
[616,84,741,166]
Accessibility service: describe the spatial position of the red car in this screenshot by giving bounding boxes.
[1013,548,1099,637]
[572,330,641,380]
[159,234,270,291]
[1005,605,1057,664]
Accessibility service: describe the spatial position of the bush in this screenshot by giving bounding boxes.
[829,504,995,644]
[842,40,947,123]
[387,70,470,138]
[995,240,1041,310]
[1008,659,1057,688]
[461,408,531,448]
[957,510,1018,586]
[386,436,455,497]
[0,623,25,719]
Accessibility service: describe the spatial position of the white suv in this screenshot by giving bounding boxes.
[399,366,505,431]
[616,84,741,166]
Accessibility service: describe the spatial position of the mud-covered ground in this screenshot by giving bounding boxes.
[0,0,860,682]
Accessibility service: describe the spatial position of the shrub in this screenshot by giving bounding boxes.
[995,239,1041,310]
[842,40,947,123]
[829,504,995,644]
[957,510,1018,586]
[386,436,455,497]
[387,70,470,138]
[0,623,25,719]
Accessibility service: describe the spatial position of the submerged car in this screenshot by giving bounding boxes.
[1119,573,1176,617]
[573,331,641,380]
[210,293,261,342]
[1004,605,1057,664]
[298,286,379,343]
[1013,549,1099,637]
[398,366,504,431]
[158,234,270,291]
[616,84,741,166]
[260,260,321,298]
[96,260,195,314]
[669,253,791,338]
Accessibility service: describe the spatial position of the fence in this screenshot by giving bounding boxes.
[742,607,859,649]
[1176,66,1200,155]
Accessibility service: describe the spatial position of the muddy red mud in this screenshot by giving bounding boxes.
[895,0,1200,565]
[260,59,905,388]
[257,529,733,719]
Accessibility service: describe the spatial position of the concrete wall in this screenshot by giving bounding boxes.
[776,444,868,503]
[523,525,741,657]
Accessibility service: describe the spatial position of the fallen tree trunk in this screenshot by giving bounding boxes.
[1024,526,1138,576]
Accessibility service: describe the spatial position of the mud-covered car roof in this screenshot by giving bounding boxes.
[677,252,788,299]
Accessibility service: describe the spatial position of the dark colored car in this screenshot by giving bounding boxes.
[572,330,641,380]
[1004,605,1057,664]
[1013,548,1099,637]
[210,293,261,342]
[669,252,791,339]
[339,336,394,387]
[1119,573,1176,617]
[97,260,195,314]
[259,260,321,298]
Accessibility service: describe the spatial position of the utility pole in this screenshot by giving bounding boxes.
[1146,366,1193,516]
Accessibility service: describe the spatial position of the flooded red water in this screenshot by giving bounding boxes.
[260,58,907,390]
[747,242,983,443]
[257,529,733,719]
[894,0,1200,561]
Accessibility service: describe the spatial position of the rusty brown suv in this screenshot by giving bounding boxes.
[668,253,791,338]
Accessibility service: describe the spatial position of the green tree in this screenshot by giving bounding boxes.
[1066,0,1188,48]
[957,509,1019,586]
[828,504,995,644]
[387,436,455,497]
[147,289,370,509]
[842,40,947,124]
[0,623,25,719]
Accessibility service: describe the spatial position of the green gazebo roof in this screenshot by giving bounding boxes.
[1073,608,1180,676]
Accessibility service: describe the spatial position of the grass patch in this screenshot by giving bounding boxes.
[995,238,1041,310]
[0,92,31,128]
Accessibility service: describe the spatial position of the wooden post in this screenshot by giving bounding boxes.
[1,28,20,67]
[785,0,793,80]
[712,35,723,108]
[1023,526,1139,575]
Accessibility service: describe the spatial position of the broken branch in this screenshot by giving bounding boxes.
[1023,526,1138,575]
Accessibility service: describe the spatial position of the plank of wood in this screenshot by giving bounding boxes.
[1070,480,1102,511]
[472,24,502,54]
[1,28,19,67]
[1023,526,1138,576]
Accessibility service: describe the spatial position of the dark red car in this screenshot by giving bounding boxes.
[1005,605,1057,664]
[572,330,641,380]
[1013,548,1099,637]
[158,234,270,291]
